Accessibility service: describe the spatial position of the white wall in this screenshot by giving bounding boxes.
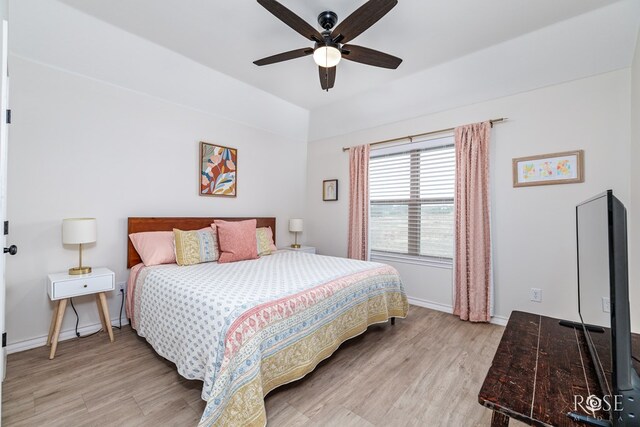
[630,28,640,330]
[5,3,308,348]
[308,0,640,142]
[9,0,309,142]
[306,70,635,329]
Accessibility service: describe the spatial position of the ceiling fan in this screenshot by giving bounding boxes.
[253,0,402,91]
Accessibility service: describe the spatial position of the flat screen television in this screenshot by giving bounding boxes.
[569,190,640,426]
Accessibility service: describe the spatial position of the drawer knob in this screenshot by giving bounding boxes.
[83,284,88,288]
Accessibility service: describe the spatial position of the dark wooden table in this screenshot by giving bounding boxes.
[478,311,640,426]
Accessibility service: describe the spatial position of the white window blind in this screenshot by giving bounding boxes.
[370,136,455,265]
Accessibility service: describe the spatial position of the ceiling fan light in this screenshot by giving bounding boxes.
[313,46,341,68]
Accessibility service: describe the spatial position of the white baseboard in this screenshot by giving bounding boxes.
[489,315,509,326]
[407,296,508,326]
[407,296,454,314]
[6,316,129,355]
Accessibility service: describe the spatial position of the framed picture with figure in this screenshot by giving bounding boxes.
[323,179,338,201]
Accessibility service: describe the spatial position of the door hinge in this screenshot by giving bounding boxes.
[2,333,5,348]
[3,220,7,236]
[5,109,10,124]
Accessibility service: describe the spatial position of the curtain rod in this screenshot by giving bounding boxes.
[341,117,508,152]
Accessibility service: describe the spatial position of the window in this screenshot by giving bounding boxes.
[370,136,455,265]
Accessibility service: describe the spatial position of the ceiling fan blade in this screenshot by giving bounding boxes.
[254,48,314,66]
[319,66,336,91]
[257,0,323,42]
[342,44,402,69]
[331,0,397,44]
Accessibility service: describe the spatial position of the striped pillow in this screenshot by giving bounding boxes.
[173,227,219,266]
[256,227,277,256]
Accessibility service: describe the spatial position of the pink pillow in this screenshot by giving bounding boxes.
[266,227,277,252]
[129,231,176,266]
[214,219,259,263]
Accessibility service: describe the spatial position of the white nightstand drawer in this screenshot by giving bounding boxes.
[48,268,115,300]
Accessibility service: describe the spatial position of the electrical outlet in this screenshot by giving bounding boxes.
[530,288,542,303]
[602,297,611,313]
[117,282,127,294]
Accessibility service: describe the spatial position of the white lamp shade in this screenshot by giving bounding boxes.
[289,218,304,233]
[62,218,97,244]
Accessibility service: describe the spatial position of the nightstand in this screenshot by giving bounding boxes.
[47,267,115,359]
[281,246,316,254]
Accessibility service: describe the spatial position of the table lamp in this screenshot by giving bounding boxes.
[62,218,97,275]
[289,218,303,248]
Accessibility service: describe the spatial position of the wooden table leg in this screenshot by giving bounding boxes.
[95,294,107,332]
[46,301,59,346]
[491,411,510,427]
[98,292,114,343]
[49,299,67,360]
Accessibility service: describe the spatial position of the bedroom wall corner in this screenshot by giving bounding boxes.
[305,70,632,328]
[629,26,640,332]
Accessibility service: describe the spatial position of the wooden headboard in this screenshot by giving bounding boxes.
[127,217,276,268]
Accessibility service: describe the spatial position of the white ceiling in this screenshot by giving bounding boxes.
[59,0,621,111]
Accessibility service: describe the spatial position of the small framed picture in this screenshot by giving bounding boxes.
[323,179,338,201]
[513,150,584,188]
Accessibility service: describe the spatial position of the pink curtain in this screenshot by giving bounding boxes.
[348,144,370,260]
[453,122,492,322]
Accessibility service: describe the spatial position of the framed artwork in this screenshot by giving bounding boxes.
[323,179,338,201]
[200,142,237,197]
[513,150,584,188]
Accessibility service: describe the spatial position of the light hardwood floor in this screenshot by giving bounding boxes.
[2,306,506,426]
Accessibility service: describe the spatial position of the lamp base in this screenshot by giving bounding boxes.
[290,244,301,249]
[69,266,92,275]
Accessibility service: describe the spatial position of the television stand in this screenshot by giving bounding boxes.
[559,319,605,333]
[479,311,640,426]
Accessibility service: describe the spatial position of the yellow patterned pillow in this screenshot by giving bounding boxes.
[256,227,277,256]
[173,228,219,266]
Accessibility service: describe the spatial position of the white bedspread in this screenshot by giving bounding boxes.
[131,251,387,400]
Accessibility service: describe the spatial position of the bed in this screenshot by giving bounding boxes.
[126,217,408,426]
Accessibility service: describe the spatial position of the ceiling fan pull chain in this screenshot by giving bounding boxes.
[325,65,329,92]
